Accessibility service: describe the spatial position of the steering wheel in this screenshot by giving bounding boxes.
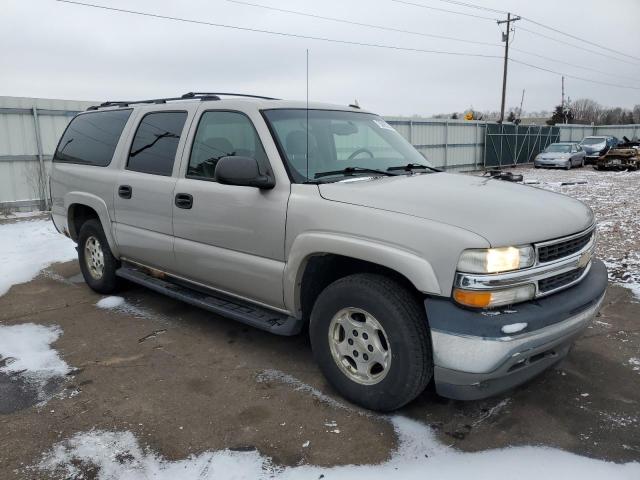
[347,148,374,161]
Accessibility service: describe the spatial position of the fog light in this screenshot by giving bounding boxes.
[453,284,535,308]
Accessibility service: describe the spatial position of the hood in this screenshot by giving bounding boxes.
[581,143,605,154]
[318,173,594,246]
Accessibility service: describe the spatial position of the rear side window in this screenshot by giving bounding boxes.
[53,109,132,166]
[127,111,187,176]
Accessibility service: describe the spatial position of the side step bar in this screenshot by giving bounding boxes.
[116,265,303,336]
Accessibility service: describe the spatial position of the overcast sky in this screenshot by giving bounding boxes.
[3,0,640,116]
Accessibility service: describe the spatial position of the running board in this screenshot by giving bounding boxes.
[116,265,302,336]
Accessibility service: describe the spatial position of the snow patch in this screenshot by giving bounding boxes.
[38,416,640,480]
[0,219,77,297]
[96,296,125,309]
[0,323,71,402]
[501,322,528,334]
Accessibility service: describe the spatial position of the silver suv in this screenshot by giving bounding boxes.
[50,93,607,411]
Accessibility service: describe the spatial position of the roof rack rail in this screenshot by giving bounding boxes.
[86,92,279,111]
[181,92,280,100]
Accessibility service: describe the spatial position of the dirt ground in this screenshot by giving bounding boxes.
[1,167,639,478]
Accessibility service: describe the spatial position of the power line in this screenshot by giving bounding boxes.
[509,58,640,91]
[512,47,640,84]
[520,17,640,62]
[430,0,507,15]
[393,0,640,66]
[227,0,500,47]
[54,0,502,59]
[518,25,640,67]
[230,0,639,86]
[389,0,498,21]
[53,0,640,92]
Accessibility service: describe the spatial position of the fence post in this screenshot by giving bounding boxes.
[474,121,479,170]
[444,120,449,170]
[31,106,48,210]
[408,120,413,145]
[483,122,488,169]
[514,124,518,166]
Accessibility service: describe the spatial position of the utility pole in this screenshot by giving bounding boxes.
[497,13,521,123]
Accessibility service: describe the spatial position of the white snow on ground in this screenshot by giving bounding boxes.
[517,168,640,300]
[96,296,126,309]
[38,416,640,480]
[0,323,71,401]
[0,210,46,219]
[0,219,76,297]
[95,295,169,322]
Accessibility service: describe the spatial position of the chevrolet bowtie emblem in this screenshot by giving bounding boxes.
[577,250,591,269]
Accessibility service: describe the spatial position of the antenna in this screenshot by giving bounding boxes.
[306,49,309,181]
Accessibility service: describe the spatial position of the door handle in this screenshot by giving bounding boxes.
[118,185,132,199]
[175,193,193,209]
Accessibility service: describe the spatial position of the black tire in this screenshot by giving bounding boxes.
[77,218,120,294]
[309,273,432,411]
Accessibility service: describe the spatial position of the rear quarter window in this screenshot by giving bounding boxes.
[127,111,188,176]
[53,109,132,166]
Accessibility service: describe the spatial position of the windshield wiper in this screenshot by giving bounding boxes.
[387,163,441,173]
[314,167,399,179]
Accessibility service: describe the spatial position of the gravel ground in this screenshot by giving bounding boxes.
[501,166,640,298]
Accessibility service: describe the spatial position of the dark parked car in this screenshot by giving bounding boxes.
[579,136,618,164]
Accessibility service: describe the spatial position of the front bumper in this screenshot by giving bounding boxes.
[426,259,608,400]
[534,159,569,168]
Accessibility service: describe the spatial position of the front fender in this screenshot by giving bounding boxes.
[64,192,119,257]
[283,232,441,314]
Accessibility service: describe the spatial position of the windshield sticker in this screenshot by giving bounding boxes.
[373,119,395,131]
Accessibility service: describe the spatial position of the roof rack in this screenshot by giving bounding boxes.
[87,92,279,110]
[181,92,280,100]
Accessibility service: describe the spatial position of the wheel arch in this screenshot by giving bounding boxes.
[66,192,119,257]
[284,232,441,318]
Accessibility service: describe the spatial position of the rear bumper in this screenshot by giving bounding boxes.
[426,259,608,400]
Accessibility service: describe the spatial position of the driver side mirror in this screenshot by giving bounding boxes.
[214,156,275,189]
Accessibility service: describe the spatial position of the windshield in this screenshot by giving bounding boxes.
[580,137,606,146]
[263,109,433,182]
[544,144,572,153]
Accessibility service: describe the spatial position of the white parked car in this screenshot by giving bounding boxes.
[534,143,586,169]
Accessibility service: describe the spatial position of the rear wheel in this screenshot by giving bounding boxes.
[78,219,120,294]
[309,273,432,411]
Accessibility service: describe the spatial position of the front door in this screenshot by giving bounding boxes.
[172,109,289,309]
[113,109,190,271]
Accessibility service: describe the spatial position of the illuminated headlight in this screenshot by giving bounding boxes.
[453,284,536,308]
[457,246,535,274]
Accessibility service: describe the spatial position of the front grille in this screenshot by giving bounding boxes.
[538,268,584,293]
[538,230,593,263]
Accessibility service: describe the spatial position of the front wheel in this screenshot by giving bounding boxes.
[565,161,571,170]
[78,219,120,294]
[309,273,432,411]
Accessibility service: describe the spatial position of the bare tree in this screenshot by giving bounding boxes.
[569,98,602,124]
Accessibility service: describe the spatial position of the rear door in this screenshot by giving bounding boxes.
[113,106,195,271]
[171,107,289,309]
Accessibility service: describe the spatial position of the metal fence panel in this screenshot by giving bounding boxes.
[558,124,640,142]
[484,124,560,167]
